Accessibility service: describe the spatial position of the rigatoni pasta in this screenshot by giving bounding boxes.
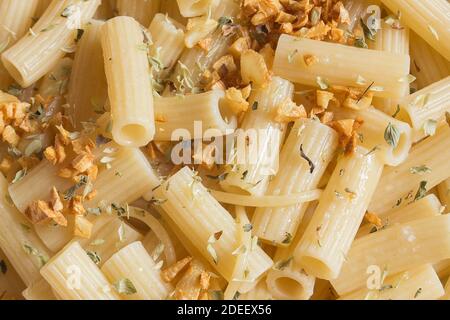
[153,167,273,287]
[68,19,108,129]
[331,215,450,295]
[252,119,338,245]
[273,35,411,98]
[101,16,155,147]
[369,125,450,214]
[1,0,100,87]
[101,241,172,300]
[40,241,119,300]
[380,0,450,61]
[294,147,384,280]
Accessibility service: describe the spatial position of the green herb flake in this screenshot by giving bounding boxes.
[113,278,137,295]
[384,123,400,148]
[409,166,431,175]
[414,181,428,201]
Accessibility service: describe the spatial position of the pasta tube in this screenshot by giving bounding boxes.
[294,147,384,280]
[176,0,217,17]
[273,35,411,98]
[0,175,50,286]
[0,0,40,88]
[101,241,172,300]
[154,90,237,141]
[9,145,160,214]
[371,21,410,54]
[357,194,442,238]
[331,215,450,295]
[22,278,57,300]
[101,16,155,147]
[380,0,450,61]
[252,119,338,245]
[220,77,294,196]
[399,76,450,134]
[410,31,450,90]
[368,125,450,214]
[148,13,185,81]
[40,241,119,300]
[1,0,100,87]
[153,167,273,284]
[68,19,108,129]
[340,265,444,300]
[330,106,412,166]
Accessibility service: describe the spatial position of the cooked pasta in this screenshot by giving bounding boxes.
[0,0,449,302]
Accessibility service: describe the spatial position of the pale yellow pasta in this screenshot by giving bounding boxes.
[101,241,172,300]
[142,222,189,265]
[9,145,160,214]
[153,167,273,287]
[369,20,410,115]
[371,21,410,54]
[148,13,185,81]
[209,189,323,208]
[238,277,272,300]
[437,178,450,209]
[340,265,444,300]
[264,202,317,300]
[68,19,108,129]
[0,0,40,89]
[154,90,237,141]
[342,0,376,31]
[116,0,161,26]
[410,32,450,90]
[252,119,338,245]
[0,175,50,286]
[331,215,450,295]
[220,77,294,196]
[399,76,450,135]
[368,125,450,214]
[167,0,239,94]
[22,278,57,300]
[176,0,217,17]
[273,35,411,98]
[357,194,442,238]
[266,263,315,301]
[330,106,412,166]
[40,241,119,300]
[294,147,384,280]
[380,0,450,61]
[37,57,73,99]
[101,16,155,147]
[1,0,100,87]
[79,218,143,266]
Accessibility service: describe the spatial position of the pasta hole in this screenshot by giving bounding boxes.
[120,124,147,144]
[274,277,305,299]
[300,256,332,279]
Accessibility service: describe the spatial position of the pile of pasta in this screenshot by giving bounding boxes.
[0,0,449,301]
